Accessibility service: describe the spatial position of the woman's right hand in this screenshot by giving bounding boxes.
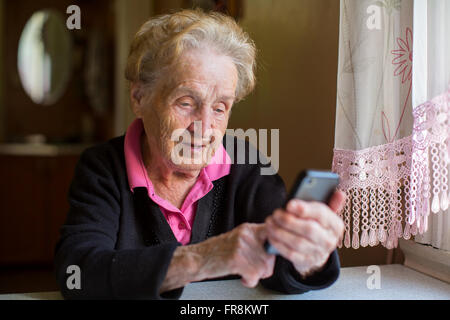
[191,223,276,287]
[160,223,275,293]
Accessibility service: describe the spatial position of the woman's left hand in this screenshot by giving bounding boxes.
[265,190,346,277]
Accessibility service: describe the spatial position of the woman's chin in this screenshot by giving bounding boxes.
[168,154,210,172]
[171,161,207,172]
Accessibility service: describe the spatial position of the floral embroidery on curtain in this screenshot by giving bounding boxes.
[332,0,449,249]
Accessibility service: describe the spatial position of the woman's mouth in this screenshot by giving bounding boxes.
[182,142,206,151]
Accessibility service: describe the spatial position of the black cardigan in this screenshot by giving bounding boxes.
[54,135,340,299]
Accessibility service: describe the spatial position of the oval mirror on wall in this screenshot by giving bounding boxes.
[17,9,73,106]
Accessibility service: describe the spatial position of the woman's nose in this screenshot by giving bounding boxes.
[187,108,213,137]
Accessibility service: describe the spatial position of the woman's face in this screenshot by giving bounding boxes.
[139,48,238,172]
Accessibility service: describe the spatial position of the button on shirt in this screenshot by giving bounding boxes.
[124,118,232,245]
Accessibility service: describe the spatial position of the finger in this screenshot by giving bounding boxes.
[268,213,320,245]
[249,225,276,276]
[286,198,305,214]
[252,223,269,243]
[241,275,259,288]
[269,210,340,249]
[235,250,264,287]
[328,190,346,214]
[239,256,268,288]
[265,234,310,271]
[241,223,269,245]
[237,226,274,281]
[262,255,275,278]
[267,233,330,275]
[285,200,343,237]
[243,223,274,260]
[266,216,335,253]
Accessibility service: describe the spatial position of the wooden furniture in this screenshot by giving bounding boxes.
[0,146,85,265]
[0,0,114,268]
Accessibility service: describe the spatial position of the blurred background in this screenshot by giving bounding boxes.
[0,0,403,294]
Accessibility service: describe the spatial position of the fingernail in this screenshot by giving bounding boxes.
[289,199,303,211]
[287,200,297,211]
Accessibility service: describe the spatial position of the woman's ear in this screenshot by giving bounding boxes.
[130,82,145,118]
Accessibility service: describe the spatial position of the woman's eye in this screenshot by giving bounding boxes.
[214,103,227,114]
[177,99,194,108]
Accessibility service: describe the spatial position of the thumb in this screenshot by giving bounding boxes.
[252,223,268,243]
[328,190,346,214]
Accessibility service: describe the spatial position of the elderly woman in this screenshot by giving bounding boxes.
[54,9,345,300]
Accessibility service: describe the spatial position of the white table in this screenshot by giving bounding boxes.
[1,265,449,300]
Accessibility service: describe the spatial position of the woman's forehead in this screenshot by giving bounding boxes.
[166,50,238,94]
[169,82,236,100]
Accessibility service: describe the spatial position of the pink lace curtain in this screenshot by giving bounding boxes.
[332,0,450,250]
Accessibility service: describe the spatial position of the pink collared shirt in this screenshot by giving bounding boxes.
[124,118,231,245]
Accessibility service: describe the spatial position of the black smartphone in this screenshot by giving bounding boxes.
[264,170,340,255]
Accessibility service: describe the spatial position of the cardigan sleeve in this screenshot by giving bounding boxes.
[54,147,182,300]
[236,156,341,294]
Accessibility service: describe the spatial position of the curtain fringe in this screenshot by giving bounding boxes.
[333,89,449,249]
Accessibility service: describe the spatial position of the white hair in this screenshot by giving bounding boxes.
[125,9,257,102]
